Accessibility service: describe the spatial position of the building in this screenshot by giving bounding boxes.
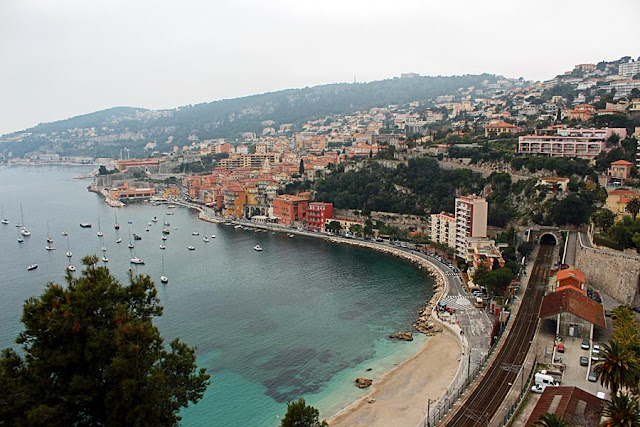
[306,202,334,232]
[223,184,248,218]
[539,286,605,338]
[566,104,595,121]
[518,127,627,159]
[109,181,155,202]
[607,159,633,184]
[272,194,310,226]
[608,79,640,99]
[455,196,488,260]
[606,188,640,219]
[619,60,640,78]
[484,121,523,137]
[467,237,505,271]
[115,158,161,172]
[555,268,586,294]
[429,212,457,249]
[539,177,570,193]
[525,387,603,427]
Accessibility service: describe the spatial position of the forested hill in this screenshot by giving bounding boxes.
[1,74,497,158]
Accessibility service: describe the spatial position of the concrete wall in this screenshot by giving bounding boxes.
[575,237,640,305]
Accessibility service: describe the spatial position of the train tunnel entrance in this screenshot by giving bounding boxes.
[540,233,558,245]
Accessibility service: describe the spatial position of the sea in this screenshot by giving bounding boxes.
[0,166,435,426]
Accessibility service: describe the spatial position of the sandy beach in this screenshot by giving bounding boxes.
[328,328,461,427]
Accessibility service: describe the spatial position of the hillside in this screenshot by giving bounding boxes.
[0,74,497,158]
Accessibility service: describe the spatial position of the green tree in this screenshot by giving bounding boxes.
[626,197,640,221]
[326,221,342,234]
[0,256,210,425]
[349,224,363,236]
[517,241,535,258]
[280,398,328,427]
[299,159,305,175]
[533,413,572,427]
[594,341,640,394]
[591,209,617,233]
[600,392,640,427]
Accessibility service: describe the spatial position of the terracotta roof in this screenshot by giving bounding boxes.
[486,121,519,128]
[609,189,640,197]
[611,160,633,166]
[556,268,586,284]
[539,287,606,328]
[525,386,603,426]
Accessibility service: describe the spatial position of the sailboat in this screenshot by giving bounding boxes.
[1,205,8,224]
[187,235,195,251]
[128,228,134,249]
[97,218,103,237]
[66,236,72,258]
[46,221,53,244]
[114,212,120,230]
[160,254,168,284]
[19,204,30,236]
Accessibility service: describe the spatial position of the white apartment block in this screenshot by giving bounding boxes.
[619,61,640,78]
[455,196,488,260]
[518,127,627,159]
[429,212,457,249]
[608,79,640,99]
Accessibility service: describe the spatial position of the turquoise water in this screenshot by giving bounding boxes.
[0,166,434,426]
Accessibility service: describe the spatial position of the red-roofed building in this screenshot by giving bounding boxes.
[539,287,606,337]
[556,268,586,294]
[606,188,640,219]
[273,194,310,226]
[607,159,633,184]
[525,387,603,427]
[484,121,523,137]
[567,104,595,121]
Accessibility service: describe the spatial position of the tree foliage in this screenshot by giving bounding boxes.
[280,398,328,427]
[594,341,640,394]
[600,392,640,427]
[0,256,210,426]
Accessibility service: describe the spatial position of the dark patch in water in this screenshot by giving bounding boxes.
[258,348,318,370]
[243,318,278,335]
[317,349,332,363]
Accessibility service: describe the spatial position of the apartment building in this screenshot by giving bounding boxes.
[272,194,310,226]
[429,212,457,249]
[455,196,488,260]
[518,127,627,159]
[306,202,334,232]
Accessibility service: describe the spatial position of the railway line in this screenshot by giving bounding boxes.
[443,243,554,427]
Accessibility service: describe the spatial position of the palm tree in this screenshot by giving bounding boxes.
[601,392,640,427]
[594,341,640,394]
[533,413,572,427]
[626,197,640,221]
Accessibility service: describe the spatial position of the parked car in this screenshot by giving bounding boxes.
[531,384,546,394]
[588,371,598,382]
[581,338,590,350]
[605,310,612,317]
[593,344,601,353]
[580,356,589,366]
[445,307,456,314]
[557,344,565,353]
[591,354,600,362]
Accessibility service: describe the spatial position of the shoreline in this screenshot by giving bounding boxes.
[139,202,460,423]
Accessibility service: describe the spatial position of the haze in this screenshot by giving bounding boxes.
[1,0,639,136]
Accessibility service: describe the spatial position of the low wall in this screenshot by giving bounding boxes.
[575,235,640,305]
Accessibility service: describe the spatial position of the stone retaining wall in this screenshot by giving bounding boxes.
[575,238,640,305]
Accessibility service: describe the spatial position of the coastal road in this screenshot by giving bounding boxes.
[442,243,553,427]
[563,231,578,266]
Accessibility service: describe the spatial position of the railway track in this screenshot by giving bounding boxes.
[443,244,553,427]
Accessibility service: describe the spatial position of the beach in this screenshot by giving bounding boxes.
[328,327,461,426]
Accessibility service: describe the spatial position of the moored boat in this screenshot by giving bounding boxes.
[253,245,263,251]
[130,258,145,264]
[27,264,38,271]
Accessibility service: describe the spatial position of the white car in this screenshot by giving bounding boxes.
[531,384,546,394]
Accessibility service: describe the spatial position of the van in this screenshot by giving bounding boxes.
[534,373,559,387]
[475,297,484,308]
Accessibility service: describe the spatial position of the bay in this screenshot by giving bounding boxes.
[0,166,434,426]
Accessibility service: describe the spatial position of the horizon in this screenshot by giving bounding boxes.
[1,0,639,136]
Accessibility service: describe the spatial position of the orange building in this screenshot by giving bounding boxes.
[555,268,586,294]
[484,121,523,137]
[608,160,633,183]
[109,181,155,201]
[307,203,334,232]
[567,104,595,121]
[273,194,310,226]
[116,158,161,172]
[223,184,247,218]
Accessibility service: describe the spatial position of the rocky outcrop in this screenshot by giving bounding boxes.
[355,377,373,388]
[389,331,413,341]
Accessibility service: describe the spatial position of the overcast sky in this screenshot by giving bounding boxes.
[1,0,639,136]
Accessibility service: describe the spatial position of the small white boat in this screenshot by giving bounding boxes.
[102,256,109,262]
[234,224,242,229]
[152,217,158,222]
[116,238,122,243]
[160,276,169,284]
[46,237,53,243]
[162,235,168,240]
[1,219,8,225]
[66,251,72,258]
[15,223,22,228]
[145,228,150,232]
[160,245,166,250]
[167,205,177,209]
[253,245,263,251]
[18,237,24,244]
[166,211,174,215]
[61,231,68,236]
[130,258,145,265]
[211,234,216,238]
[67,265,76,272]
[192,231,199,236]
[101,246,107,252]
[164,221,170,226]
[203,237,209,242]
[21,228,31,236]
[148,222,152,226]
[287,233,294,238]
[128,242,134,249]
[187,245,195,251]
[45,245,56,251]
[97,231,103,237]
[27,264,38,271]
